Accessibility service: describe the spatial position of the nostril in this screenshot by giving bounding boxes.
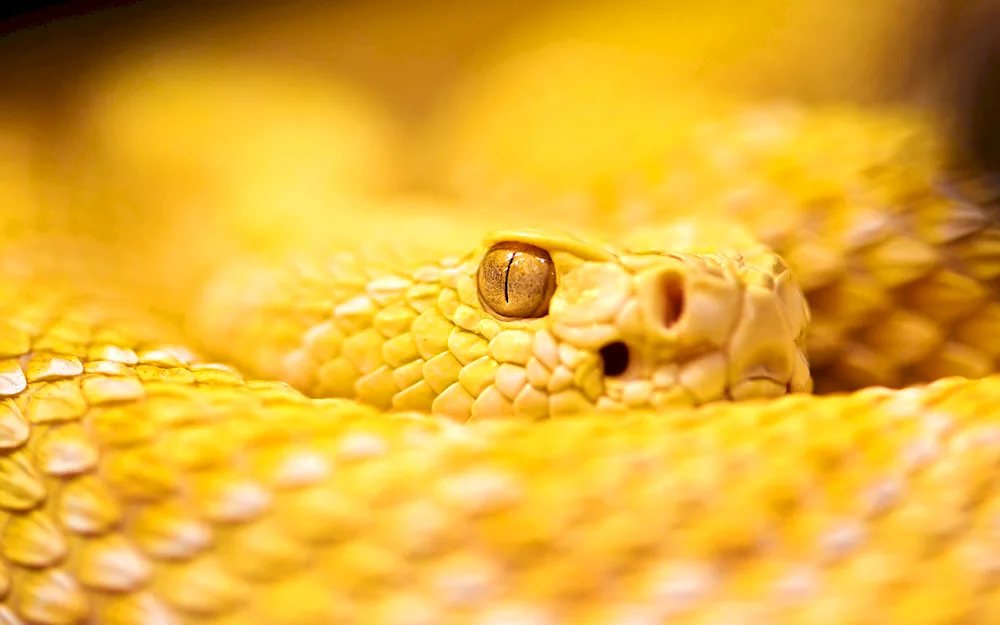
[659,270,686,329]
[599,341,630,377]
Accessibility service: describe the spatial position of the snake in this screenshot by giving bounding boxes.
[3,52,1000,625]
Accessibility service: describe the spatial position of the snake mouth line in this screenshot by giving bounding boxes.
[716,373,797,404]
[598,335,793,407]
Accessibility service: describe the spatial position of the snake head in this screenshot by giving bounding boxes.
[196,224,812,420]
[465,227,813,418]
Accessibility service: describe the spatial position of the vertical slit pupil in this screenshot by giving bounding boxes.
[599,341,630,377]
[503,254,514,303]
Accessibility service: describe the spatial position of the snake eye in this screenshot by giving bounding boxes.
[478,242,556,318]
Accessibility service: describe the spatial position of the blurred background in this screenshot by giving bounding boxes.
[0,0,998,253]
[0,0,992,125]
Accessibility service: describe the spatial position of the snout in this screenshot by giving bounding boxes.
[596,251,812,408]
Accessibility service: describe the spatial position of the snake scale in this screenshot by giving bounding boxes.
[3,38,1000,625]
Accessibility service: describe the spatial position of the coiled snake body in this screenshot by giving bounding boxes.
[2,98,1000,625]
